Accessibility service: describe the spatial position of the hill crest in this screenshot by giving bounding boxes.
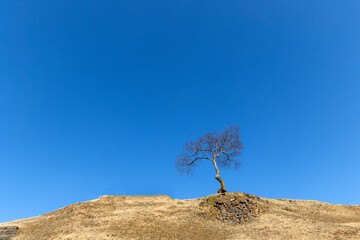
[1,193,360,240]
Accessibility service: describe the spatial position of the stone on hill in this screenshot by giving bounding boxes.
[201,193,266,224]
[0,226,19,240]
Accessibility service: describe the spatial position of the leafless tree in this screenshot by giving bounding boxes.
[176,125,244,194]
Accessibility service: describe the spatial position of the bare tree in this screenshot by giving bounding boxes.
[176,125,244,194]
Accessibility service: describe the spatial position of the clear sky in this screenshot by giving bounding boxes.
[1,0,359,223]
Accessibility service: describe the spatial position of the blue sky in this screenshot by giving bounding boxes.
[1,0,359,222]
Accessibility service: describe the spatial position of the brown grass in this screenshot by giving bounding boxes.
[1,193,360,239]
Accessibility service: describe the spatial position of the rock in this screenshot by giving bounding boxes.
[202,193,265,224]
[0,226,19,240]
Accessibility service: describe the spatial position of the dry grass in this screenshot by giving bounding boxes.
[1,193,360,239]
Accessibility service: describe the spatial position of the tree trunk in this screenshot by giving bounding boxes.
[215,176,227,194]
[212,159,227,194]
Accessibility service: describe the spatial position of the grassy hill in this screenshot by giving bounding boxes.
[1,192,360,239]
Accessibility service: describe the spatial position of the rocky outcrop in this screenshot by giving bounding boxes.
[202,193,266,224]
[0,226,19,240]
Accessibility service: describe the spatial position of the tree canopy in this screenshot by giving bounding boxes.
[176,125,244,193]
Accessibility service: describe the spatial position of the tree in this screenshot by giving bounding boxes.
[176,125,244,194]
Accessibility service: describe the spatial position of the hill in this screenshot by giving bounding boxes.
[1,192,360,239]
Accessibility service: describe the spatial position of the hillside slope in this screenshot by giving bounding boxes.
[1,193,360,240]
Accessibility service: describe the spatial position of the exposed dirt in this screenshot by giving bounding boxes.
[1,193,360,239]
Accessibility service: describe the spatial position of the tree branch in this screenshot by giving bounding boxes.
[188,157,212,166]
